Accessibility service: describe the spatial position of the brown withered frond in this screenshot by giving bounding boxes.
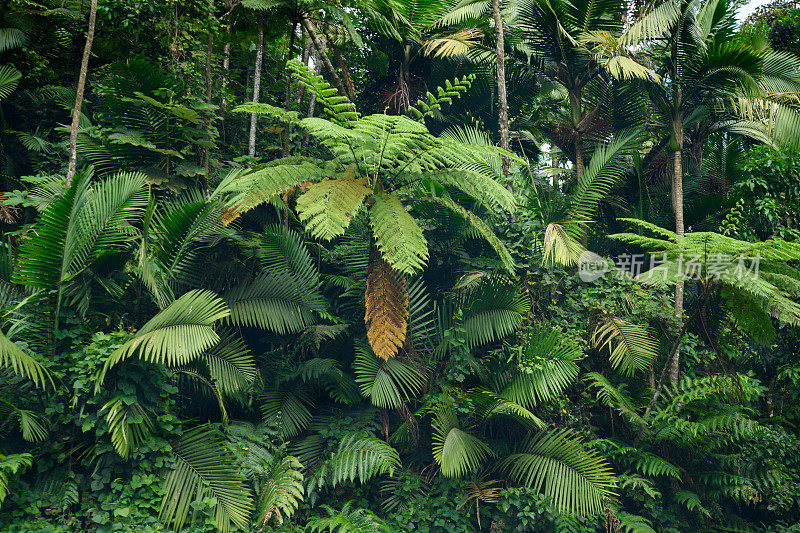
[365,258,408,361]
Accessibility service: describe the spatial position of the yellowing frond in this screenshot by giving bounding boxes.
[365,259,408,361]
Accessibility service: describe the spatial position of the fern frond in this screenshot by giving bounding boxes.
[296,174,371,241]
[256,455,304,526]
[365,259,409,360]
[369,192,428,275]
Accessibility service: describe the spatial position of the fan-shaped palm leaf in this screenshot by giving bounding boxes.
[432,404,493,478]
[503,326,582,408]
[591,314,660,375]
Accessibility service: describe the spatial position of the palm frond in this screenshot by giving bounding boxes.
[329,434,401,486]
[591,314,659,375]
[256,455,304,526]
[159,425,254,532]
[503,325,582,408]
[97,290,229,385]
[432,404,492,479]
[0,330,50,388]
[100,396,153,458]
[502,429,617,517]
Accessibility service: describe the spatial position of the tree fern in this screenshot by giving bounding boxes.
[365,258,409,360]
[610,219,800,327]
[296,174,372,241]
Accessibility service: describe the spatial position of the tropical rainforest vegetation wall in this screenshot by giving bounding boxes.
[2,0,800,531]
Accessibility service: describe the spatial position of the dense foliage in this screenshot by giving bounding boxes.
[1,0,800,531]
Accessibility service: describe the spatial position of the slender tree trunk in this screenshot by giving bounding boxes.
[766,374,777,417]
[492,0,510,180]
[295,35,311,104]
[285,21,298,111]
[670,118,685,387]
[202,0,215,192]
[328,39,355,100]
[301,17,349,98]
[220,5,232,141]
[66,0,98,184]
[205,0,215,104]
[248,19,264,159]
[221,4,232,116]
[306,41,324,120]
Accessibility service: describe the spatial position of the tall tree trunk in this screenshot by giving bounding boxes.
[220,4,232,141]
[295,35,311,104]
[205,0,215,104]
[670,117,685,387]
[248,19,264,159]
[284,21,298,111]
[492,0,510,180]
[66,0,98,184]
[301,17,349,99]
[307,41,324,118]
[203,0,215,192]
[221,2,232,116]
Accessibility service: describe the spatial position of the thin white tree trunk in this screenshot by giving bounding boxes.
[670,127,685,387]
[66,0,98,184]
[248,20,264,159]
[492,0,509,179]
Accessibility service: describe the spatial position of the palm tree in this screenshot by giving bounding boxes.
[517,0,630,181]
[624,0,799,383]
